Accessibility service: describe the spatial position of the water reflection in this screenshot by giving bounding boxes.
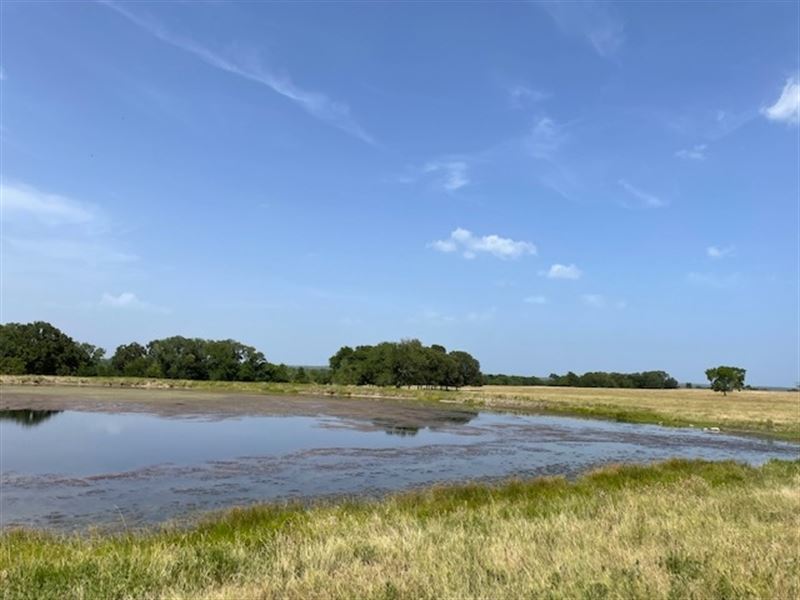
[0,410,62,428]
[1,408,797,531]
[383,424,420,436]
[372,410,477,436]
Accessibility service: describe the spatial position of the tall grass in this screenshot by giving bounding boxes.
[2,459,799,599]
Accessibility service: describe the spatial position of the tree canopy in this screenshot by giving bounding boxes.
[0,322,104,376]
[328,340,482,388]
[705,366,746,395]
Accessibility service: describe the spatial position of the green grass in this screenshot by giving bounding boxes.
[2,459,799,599]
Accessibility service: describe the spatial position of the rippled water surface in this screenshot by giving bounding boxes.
[1,405,797,530]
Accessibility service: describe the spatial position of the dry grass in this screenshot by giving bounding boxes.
[459,385,800,440]
[2,459,799,599]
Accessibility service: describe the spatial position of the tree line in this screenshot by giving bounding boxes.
[1,321,704,392]
[328,340,482,388]
[483,370,679,389]
[0,321,320,383]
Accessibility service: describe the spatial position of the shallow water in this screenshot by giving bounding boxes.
[1,405,797,530]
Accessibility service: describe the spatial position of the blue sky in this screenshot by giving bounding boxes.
[2,1,798,385]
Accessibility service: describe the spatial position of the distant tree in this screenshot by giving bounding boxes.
[0,321,98,375]
[293,366,310,384]
[111,342,150,377]
[705,366,746,396]
[267,363,292,383]
[327,341,482,389]
[448,350,482,387]
[310,368,332,385]
[147,337,209,380]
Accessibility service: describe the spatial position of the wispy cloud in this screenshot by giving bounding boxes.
[423,160,470,192]
[101,1,374,143]
[524,295,547,305]
[430,227,537,260]
[538,1,625,57]
[761,76,800,126]
[618,179,667,209]
[100,292,169,313]
[2,181,99,227]
[675,144,707,161]
[526,117,566,159]
[2,180,138,271]
[707,245,734,259]
[0,67,5,81]
[542,263,582,280]
[509,84,549,108]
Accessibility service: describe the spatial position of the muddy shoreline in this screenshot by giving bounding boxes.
[0,385,478,431]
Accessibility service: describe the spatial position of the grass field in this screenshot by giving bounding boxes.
[461,384,800,441]
[1,459,798,599]
[3,375,799,440]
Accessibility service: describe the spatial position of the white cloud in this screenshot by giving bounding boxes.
[100,292,169,313]
[527,117,565,159]
[430,228,537,260]
[423,161,470,192]
[538,1,625,57]
[707,245,734,259]
[761,76,800,125]
[2,179,139,286]
[0,67,5,81]
[543,263,582,280]
[675,144,707,160]
[524,295,547,304]
[2,181,98,226]
[102,1,373,143]
[509,84,548,108]
[618,179,666,209]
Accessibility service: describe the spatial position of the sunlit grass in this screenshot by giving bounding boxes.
[2,459,798,599]
[460,384,800,441]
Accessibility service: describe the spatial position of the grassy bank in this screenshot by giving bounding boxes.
[3,374,799,440]
[2,459,798,599]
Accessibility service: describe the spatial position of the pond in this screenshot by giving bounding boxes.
[1,399,798,530]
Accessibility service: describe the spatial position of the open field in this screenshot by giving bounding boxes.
[2,375,799,440]
[462,384,800,441]
[1,459,798,599]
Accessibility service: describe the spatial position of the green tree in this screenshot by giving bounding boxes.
[0,321,98,375]
[111,342,150,376]
[705,366,746,396]
[327,341,482,389]
[448,350,482,387]
[293,366,310,383]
